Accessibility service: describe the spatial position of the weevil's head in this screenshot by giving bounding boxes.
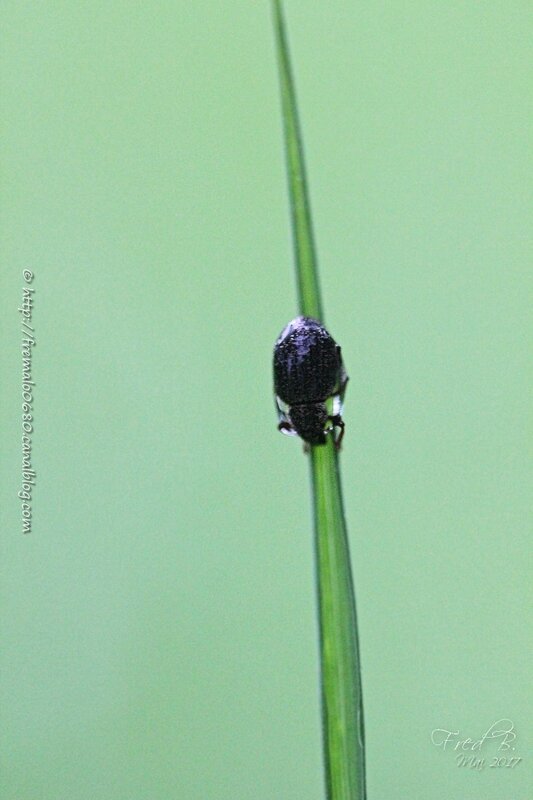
[289,402,328,446]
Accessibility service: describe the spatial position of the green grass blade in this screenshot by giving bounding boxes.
[272,2,367,798]
[311,444,366,800]
[271,0,322,321]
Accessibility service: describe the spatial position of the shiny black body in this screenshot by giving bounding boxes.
[273,316,348,447]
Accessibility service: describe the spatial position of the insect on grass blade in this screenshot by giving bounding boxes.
[271,2,367,798]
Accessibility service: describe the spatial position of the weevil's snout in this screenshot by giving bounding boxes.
[289,402,328,446]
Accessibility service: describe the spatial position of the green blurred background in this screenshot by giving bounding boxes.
[1,2,530,798]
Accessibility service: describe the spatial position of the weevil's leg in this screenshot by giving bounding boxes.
[327,414,345,450]
[275,395,297,437]
[339,368,349,404]
[278,420,295,435]
[302,441,310,455]
[332,349,350,416]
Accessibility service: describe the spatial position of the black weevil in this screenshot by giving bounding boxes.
[273,316,348,448]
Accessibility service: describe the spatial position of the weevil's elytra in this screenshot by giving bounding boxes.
[273,316,348,448]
